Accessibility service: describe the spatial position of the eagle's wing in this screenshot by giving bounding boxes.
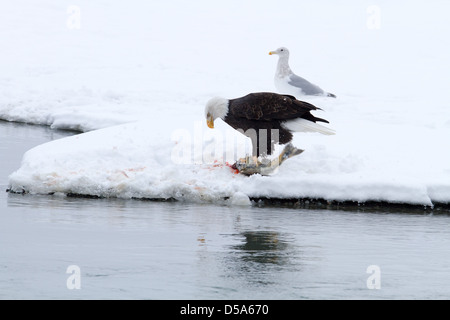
[228,92,328,123]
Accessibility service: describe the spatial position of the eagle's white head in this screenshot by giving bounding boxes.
[205,97,229,129]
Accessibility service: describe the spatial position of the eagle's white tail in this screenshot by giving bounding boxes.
[283,118,336,135]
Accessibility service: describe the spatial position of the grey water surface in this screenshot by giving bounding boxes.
[1,120,450,300]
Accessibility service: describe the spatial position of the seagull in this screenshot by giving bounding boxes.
[269,47,336,98]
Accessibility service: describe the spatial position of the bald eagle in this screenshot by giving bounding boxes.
[205,92,334,157]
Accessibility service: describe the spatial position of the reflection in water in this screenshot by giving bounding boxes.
[192,227,307,298]
[233,231,289,265]
[222,230,303,290]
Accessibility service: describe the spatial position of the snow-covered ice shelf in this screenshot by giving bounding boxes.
[3,1,450,206]
[7,109,450,207]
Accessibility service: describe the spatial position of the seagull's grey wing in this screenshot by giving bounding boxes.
[288,74,325,95]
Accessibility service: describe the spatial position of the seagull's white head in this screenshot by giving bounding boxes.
[269,47,290,58]
[205,97,229,129]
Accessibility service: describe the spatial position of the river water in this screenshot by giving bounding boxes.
[1,120,449,300]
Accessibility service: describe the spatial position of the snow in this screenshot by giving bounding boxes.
[3,1,450,206]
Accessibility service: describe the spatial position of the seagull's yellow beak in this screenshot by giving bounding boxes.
[269,51,277,55]
[207,114,214,129]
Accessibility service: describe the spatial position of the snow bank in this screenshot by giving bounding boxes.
[8,112,450,206]
[4,1,450,205]
[8,118,249,203]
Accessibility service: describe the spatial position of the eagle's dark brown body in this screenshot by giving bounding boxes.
[224,92,329,157]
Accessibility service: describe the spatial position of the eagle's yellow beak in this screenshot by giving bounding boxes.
[207,114,214,129]
[269,51,277,55]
